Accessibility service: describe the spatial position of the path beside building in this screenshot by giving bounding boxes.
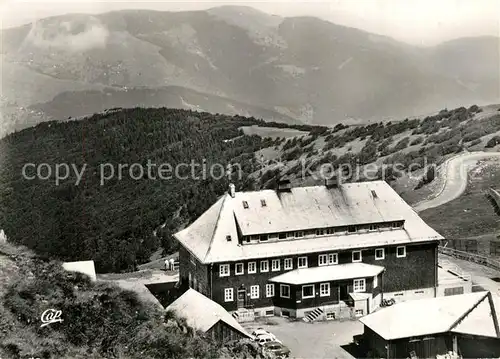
[439,253,500,322]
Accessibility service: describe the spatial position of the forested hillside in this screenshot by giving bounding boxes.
[0,108,320,272]
[1,105,499,273]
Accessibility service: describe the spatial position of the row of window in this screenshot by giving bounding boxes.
[220,257,307,276]
[223,278,371,302]
[224,284,275,301]
[219,246,407,277]
[242,221,404,243]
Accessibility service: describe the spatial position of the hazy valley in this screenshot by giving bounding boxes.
[1,6,499,136]
[1,5,500,359]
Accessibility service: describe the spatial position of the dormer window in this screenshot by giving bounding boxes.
[369,224,378,231]
[242,201,249,209]
[336,227,346,233]
[261,199,267,207]
[371,190,378,198]
[392,221,402,229]
[348,226,357,233]
[226,235,232,242]
[294,231,304,238]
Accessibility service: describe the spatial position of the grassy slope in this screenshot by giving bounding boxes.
[419,160,500,241]
[258,106,498,175]
[240,125,309,139]
[254,105,500,238]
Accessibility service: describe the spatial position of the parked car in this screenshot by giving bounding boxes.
[251,328,272,338]
[255,334,281,345]
[262,341,291,358]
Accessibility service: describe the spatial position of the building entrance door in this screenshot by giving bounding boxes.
[237,289,246,308]
[339,284,349,301]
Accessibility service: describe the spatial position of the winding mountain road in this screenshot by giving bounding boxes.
[413,151,500,212]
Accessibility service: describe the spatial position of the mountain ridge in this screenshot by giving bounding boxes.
[1,6,498,135]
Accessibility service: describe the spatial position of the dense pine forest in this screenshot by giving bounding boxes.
[0,108,321,272]
[1,105,498,273]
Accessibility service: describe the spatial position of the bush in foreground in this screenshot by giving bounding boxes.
[0,252,262,359]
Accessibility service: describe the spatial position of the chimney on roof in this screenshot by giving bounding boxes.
[325,176,339,189]
[229,183,236,198]
[277,178,292,192]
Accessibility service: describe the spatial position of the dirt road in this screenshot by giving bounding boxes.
[413,151,500,212]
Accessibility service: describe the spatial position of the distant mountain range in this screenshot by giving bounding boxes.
[1,5,499,135]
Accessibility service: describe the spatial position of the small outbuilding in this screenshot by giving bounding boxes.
[62,260,97,281]
[359,291,500,358]
[166,288,252,342]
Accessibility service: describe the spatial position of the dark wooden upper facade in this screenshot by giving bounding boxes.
[179,240,438,312]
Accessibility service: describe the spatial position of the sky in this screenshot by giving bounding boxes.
[0,0,499,45]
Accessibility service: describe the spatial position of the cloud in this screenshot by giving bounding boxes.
[24,16,109,52]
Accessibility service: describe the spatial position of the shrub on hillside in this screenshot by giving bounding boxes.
[462,131,485,143]
[485,136,500,148]
[308,126,329,137]
[410,136,424,146]
[282,138,298,151]
[298,136,315,148]
[1,256,260,359]
[376,165,401,183]
[425,129,459,145]
[393,137,410,151]
[468,104,480,113]
[468,139,482,147]
[284,147,305,161]
[415,165,436,190]
[377,138,393,153]
[358,140,378,165]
